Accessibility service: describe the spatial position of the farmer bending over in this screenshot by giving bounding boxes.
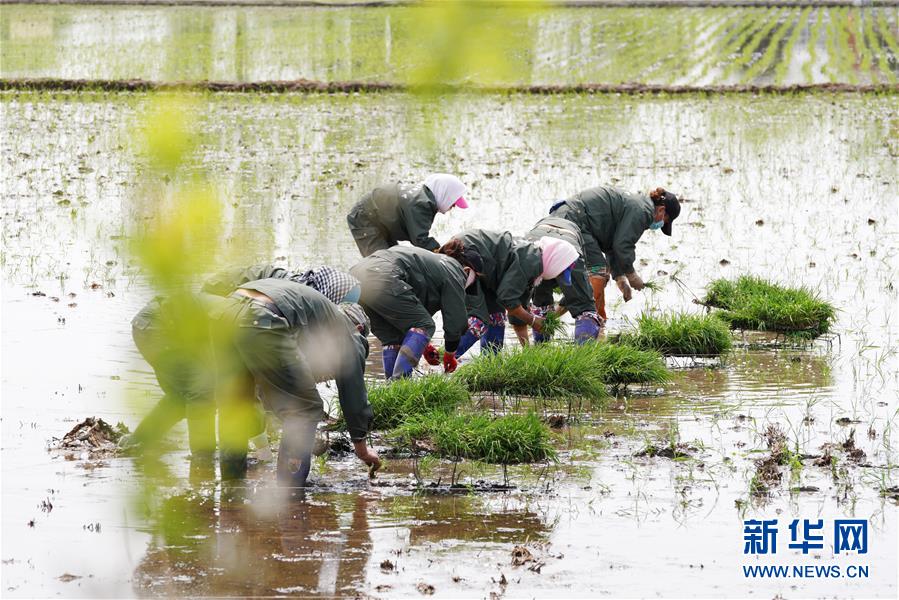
[209,277,378,486]
[347,174,469,257]
[549,185,680,318]
[350,243,481,377]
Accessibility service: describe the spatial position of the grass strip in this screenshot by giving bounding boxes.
[615,312,733,356]
[703,276,836,338]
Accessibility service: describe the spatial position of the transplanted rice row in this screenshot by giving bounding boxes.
[741,11,798,83]
[691,8,766,85]
[724,9,786,83]
[703,276,837,338]
[803,8,826,82]
[664,9,735,85]
[773,7,811,85]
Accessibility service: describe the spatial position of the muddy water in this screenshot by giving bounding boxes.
[1,5,897,86]
[2,90,897,597]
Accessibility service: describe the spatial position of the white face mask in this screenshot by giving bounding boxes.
[464,268,477,289]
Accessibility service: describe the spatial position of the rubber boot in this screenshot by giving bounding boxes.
[381,345,399,380]
[392,329,430,379]
[481,323,506,354]
[276,416,318,488]
[574,313,601,344]
[454,330,481,359]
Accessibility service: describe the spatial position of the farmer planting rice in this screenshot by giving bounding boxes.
[446,229,582,358]
[122,263,363,462]
[346,173,469,257]
[349,243,482,377]
[550,186,680,319]
[207,277,378,486]
[524,216,603,342]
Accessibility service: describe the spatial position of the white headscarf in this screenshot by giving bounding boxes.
[423,173,467,214]
[534,237,579,280]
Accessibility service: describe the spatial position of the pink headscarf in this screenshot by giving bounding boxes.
[534,237,578,280]
[424,174,468,214]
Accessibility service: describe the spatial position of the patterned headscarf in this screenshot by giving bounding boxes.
[293,266,360,304]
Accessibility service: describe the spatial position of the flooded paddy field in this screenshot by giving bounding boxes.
[2,4,898,86]
[2,88,897,597]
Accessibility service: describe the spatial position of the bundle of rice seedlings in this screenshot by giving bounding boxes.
[454,344,607,399]
[616,312,733,356]
[587,343,670,387]
[454,343,668,397]
[703,276,836,338]
[396,412,555,464]
[540,311,567,338]
[337,376,469,431]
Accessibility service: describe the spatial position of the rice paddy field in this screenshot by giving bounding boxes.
[2,2,898,598]
[1,4,898,86]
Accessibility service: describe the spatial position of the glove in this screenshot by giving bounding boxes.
[423,343,441,366]
[616,276,633,302]
[442,352,458,373]
[626,271,645,291]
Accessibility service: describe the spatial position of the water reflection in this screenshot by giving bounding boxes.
[135,488,374,597]
[133,486,549,596]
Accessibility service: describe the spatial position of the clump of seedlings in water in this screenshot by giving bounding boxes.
[749,424,804,497]
[703,276,836,338]
[454,343,667,399]
[395,412,554,464]
[614,312,733,356]
[339,375,469,431]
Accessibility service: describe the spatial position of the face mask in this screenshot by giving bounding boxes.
[649,220,664,231]
[464,268,477,289]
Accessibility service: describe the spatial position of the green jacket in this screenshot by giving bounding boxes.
[202,264,289,297]
[351,183,440,251]
[238,279,373,441]
[453,229,542,320]
[367,246,469,346]
[554,186,653,278]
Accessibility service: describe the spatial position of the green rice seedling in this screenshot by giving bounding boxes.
[540,311,567,338]
[396,412,555,464]
[366,375,469,430]
[455,343,668,397]
[703,276,836,338]
[616,312,733,356]
[587,343,670,387]
[454,344,608,399]
[642,279,664,292]
[334,375,469,432]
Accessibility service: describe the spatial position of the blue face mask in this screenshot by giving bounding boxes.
[649,220,664,231]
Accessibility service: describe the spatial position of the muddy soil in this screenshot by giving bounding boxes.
[1,91,897,597]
